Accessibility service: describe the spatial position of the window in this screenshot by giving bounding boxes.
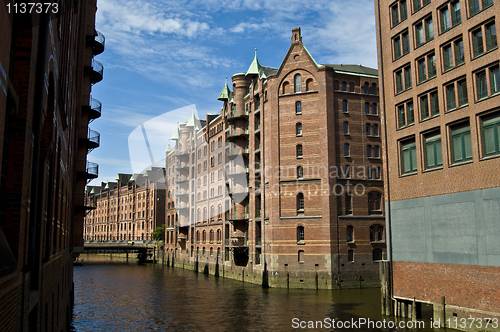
[372,103,378,115]
[472,21,497,58]
[424,131,443,169]
[368,193,382,214]
[397,100,415,128]
[469,0,493,17]
[371,83,377,95]
[372,249,383,261]
[365,102,370,114]
[393,30,410,60]
[372,124,379,136]
[442,38,464,72]
[297,166,303,179]
[440,1,461,33]
[413,0,430,12]
[348,250,354,262]
[415,16,434,47]
[343,121,349,134]
[370,225,384,242]
[401,138,417,173]
[366,123,371,136]
[344,143,350,157]
[391,0,407,27]
[296,144,303,158]
[294,74,301,93]
[342,100,348,113]
[374,146,380,158]
[344,165,351,178]
[345,194,352,215]
[346,226,353,242]
[295,101,302,114]
[417,52,436,83]
[395,64,412,93]
[297,193,304,213]
[296,123,302,136]
[491,65,500,94]
[451,122,472,163]
[364,82,369,94]
[476,70,488,99]
[298,250,305,263]
[446,78,468,110]
[482,112,500,156]
[475,64,500,100]
[420,90,439,120]
[297,226,305,242]
[367,145,372,158]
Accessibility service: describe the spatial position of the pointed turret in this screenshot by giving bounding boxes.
[217,76,231,101]
[186,110,201,130]
[246,48,261,76]
[166,143,172,153]
[171,125,180,140]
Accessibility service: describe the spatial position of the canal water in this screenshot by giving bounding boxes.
[71,255,448,331]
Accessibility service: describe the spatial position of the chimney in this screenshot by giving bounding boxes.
[292,26,302,43]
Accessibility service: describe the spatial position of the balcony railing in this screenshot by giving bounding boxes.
[226,147,249,159]
[88,97,102,122]
[87,128,100,152]
[227,109,249,120]
[90,59,103,84]
[86,161,99,180]
[225,211,249,221]
[226,127,249,141]
[92,30,105,55]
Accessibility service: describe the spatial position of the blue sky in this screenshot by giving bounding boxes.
[88,0,379,186]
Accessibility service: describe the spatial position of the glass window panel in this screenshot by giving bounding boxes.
[444,45,453,70]
[470,0,480,15]
[486,23,497,50]
[430,91,439,115]
[400,0,407,20]
[458,79,468,105]
[484,126,496,155]
[464,132,472,158]
[491,66,500,93]
[407,102,415,124]
[426,18,434,40]
[451,1,461,25]
[447,84,456,109]
[418,58,426,82]
[398,105,406,127]
[392,5,399,26]
[421,95,429,118]
[426,141,435,167]
[367,145,372,157]
[416,24,424,46]
[452,135,463,162]
[404,66,412,89]
[365,102,369,114]
[403,149,411,172]
[454,39,464,64]
[436,140,443,165]
[441,8,450,31]
[428,53,436,77]
[402,32,410,54]
[473,29,484,56]
[477,71,488,99]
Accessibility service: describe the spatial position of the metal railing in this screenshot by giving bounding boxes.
[88,128,100,146]
[86,161,99,178]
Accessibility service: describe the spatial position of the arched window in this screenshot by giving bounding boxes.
[282,81,289,94]
[297,193,304,213]
[371,83,377,95]
[348,249,354,262]
[210,230,214,243]
[295,101,302,114]
[217,229,221,242]
[217,247,221,258]
[342,100,348,113]
[306,78,313,91]
[368,192,382,213]
[343,121,349,134]
[334,80,340,90]
[202,230,206,242]
[210,247,213,257]
[364,82,370,94]
[297,226,305,242]
[345,193,352,214]
[349,82,355,92]
[264,90,268,101]
[218,204,222,220]
[344,143,350,157]
[296,122,302,136]
[203,207,207,221]
[341,81,347,91]
[370,225,384,242]
[296,144,303,158]
[210,206,215,222]
[372,103,378,115]
[346,225,354,242]
[197,209,201,222]
[298,250,305,263]
[294,74,301,92]
[365,102,370,114]
[196,230,200,242]
[297,166,303,179]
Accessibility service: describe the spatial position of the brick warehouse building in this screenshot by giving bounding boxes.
[164,27,386,289]
[0,1,103,331]
[84,169,166,242]
[375,0,500,326]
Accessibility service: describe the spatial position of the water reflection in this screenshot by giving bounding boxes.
[72,255,448,331]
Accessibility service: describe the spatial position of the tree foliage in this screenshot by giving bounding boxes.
[151,224,165,241]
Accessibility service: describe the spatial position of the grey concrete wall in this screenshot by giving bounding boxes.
[386,187,500,267]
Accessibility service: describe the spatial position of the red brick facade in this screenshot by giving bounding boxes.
[165,28,386,289]
[0,1,102,331]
